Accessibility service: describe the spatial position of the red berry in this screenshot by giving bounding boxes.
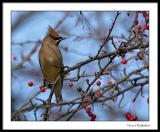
[85,107,97,120]
[133,116,138,121]
[134,19,138,25]
[125,112,131,119]
[125,112,138,121]
[91,114,96,119]
[94,90,101,97]
[107,81,113,86]
[121,57,127,64]
[28,81,34,87]
[85,107,91,113]
[40,87,46,92]
[87,111,93,116]
[12,56,17,61]
[144,24,149,30]
[64,46,68,51]
[137,24,142,32]
[129,115,138,121]
[67,82,73,88]
[96,81,101,86]
[88,112,96,119]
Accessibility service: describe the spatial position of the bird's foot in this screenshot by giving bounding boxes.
[56,98,63,105]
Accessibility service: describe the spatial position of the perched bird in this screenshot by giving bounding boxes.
[39,26,65,103]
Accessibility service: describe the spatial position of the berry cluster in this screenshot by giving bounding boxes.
[137,24,149,33]
[27,81,46,93]
[85,107,96,121]
[125,112,138,121]
[134,11,149,33]
[137,25,143,33]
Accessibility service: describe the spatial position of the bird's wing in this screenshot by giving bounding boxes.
[38,48,43,70]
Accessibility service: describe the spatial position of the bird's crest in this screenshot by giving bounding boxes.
[48,25,59,38]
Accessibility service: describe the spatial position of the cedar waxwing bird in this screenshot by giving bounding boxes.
[39,26,65,103]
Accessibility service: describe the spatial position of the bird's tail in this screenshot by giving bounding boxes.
[54,78,63,103]
[45,77,63,104]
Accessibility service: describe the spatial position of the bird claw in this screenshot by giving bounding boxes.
[56,98,63,105]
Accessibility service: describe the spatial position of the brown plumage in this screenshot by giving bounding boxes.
[39,26,65,103]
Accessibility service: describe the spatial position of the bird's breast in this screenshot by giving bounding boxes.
[47,57,54,63]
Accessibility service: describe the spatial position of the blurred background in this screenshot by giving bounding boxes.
[11,11,149,121]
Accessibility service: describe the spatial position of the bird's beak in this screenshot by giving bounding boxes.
[59,36,66,41]
[53,36,66,41]
[56,36,66,46]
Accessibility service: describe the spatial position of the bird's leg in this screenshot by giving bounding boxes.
[43,79,47,87]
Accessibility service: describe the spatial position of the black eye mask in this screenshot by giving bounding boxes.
[56,37,66,46]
